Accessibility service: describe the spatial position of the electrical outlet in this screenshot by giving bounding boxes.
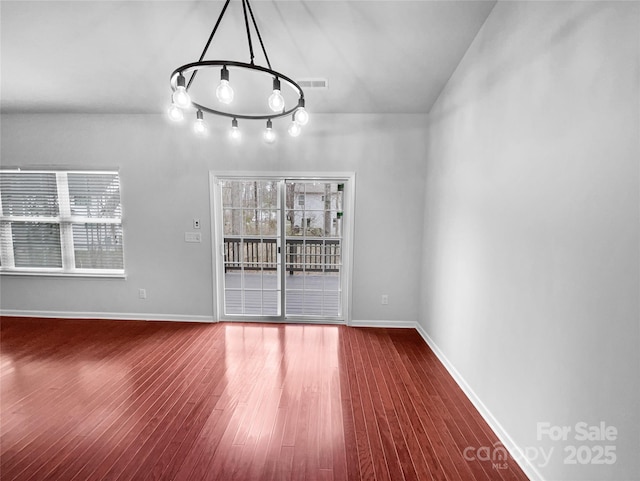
[381,295,389,305]
[138,288,147,299]
[193,218,200,229]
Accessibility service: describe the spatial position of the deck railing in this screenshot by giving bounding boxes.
[224,237,341,273]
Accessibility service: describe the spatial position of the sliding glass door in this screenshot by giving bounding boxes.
[219,179,281,316]
[212,174,352,323]
[284,180,343,317]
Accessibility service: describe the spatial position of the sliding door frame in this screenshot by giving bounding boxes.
[209,171,356,325]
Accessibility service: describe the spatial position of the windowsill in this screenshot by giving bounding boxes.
[0,270,126,279]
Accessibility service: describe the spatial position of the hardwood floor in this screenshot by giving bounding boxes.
[0,317,529,481]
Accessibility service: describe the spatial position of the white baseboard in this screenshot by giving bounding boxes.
[413,322,544,481]
[0,309,215,323]
[349,319,417,328]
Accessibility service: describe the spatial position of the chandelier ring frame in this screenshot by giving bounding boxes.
[171,60,305,121]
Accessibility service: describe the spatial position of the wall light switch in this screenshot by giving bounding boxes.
[381,295,389,305]
[185,232,202,243]
[193,218,200,229]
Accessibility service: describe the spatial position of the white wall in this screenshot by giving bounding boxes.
[420,2,639,480]
[0,113,428,324]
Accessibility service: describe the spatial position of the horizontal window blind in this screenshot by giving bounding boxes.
[0,170,125,275]
[0,172,59,218]
[68,173,122,219]
[72,223,124,270]
[12,222,63,268]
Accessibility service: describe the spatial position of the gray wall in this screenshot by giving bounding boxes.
[420,2,639,480]
[0,113,428,324]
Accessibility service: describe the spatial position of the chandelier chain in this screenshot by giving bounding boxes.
[245,0,272,70]
[241,0,255,64]
[187,0,232,90]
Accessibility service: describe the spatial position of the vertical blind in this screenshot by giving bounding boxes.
[0,170,125,275]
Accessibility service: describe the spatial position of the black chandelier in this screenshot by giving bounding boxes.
[168,0,309,142]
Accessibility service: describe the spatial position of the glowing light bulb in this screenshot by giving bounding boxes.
[168,104,184,122]
[288,120,302,137]
[194,119,207,135]
[172,74,191,108]
[264,129,276,143]
[230,126,241,140]
[193,110,208,136]
[216,66,234,104]
[172,89,190,109]
[263,119,276,144]
[268,78,285,112]
[294,107,309,126]
[216,80,234,104]
[268,90,285,112]
[229,118,241,141]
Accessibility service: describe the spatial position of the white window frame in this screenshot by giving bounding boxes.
[0,169,126,278]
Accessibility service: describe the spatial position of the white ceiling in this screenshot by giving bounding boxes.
[0,0,496,115]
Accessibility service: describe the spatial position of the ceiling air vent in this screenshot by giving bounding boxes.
[296,78,329,90]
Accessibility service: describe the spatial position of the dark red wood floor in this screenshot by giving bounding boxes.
[0,317,529,481]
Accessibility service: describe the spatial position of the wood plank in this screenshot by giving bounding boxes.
[337,328,361,481]
[383,330,472,481]
[104,328,224,481]
[63,326,213,481]
[369,329,437,481]
[365,329,419,481]
[0,317,530,481]
[2,322,200,481]
[398,330,529,481]
[348,327,394,481]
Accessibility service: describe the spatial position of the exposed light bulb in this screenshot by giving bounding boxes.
[263,119,276,144]
[268,77,285,112]
[216,66,234,104]
[193,110,208,136]
[172,89,191,109]
[288,120,302,137]
[229,118,241,141]
[294,107,309,126]
[264,129,276,143]
[268,90,285,112]
[172,74,191,108]
[194,119,207,135]
[168,104,184,122]
[216,80,234,104]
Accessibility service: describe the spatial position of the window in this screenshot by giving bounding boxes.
[0,170,125,276]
